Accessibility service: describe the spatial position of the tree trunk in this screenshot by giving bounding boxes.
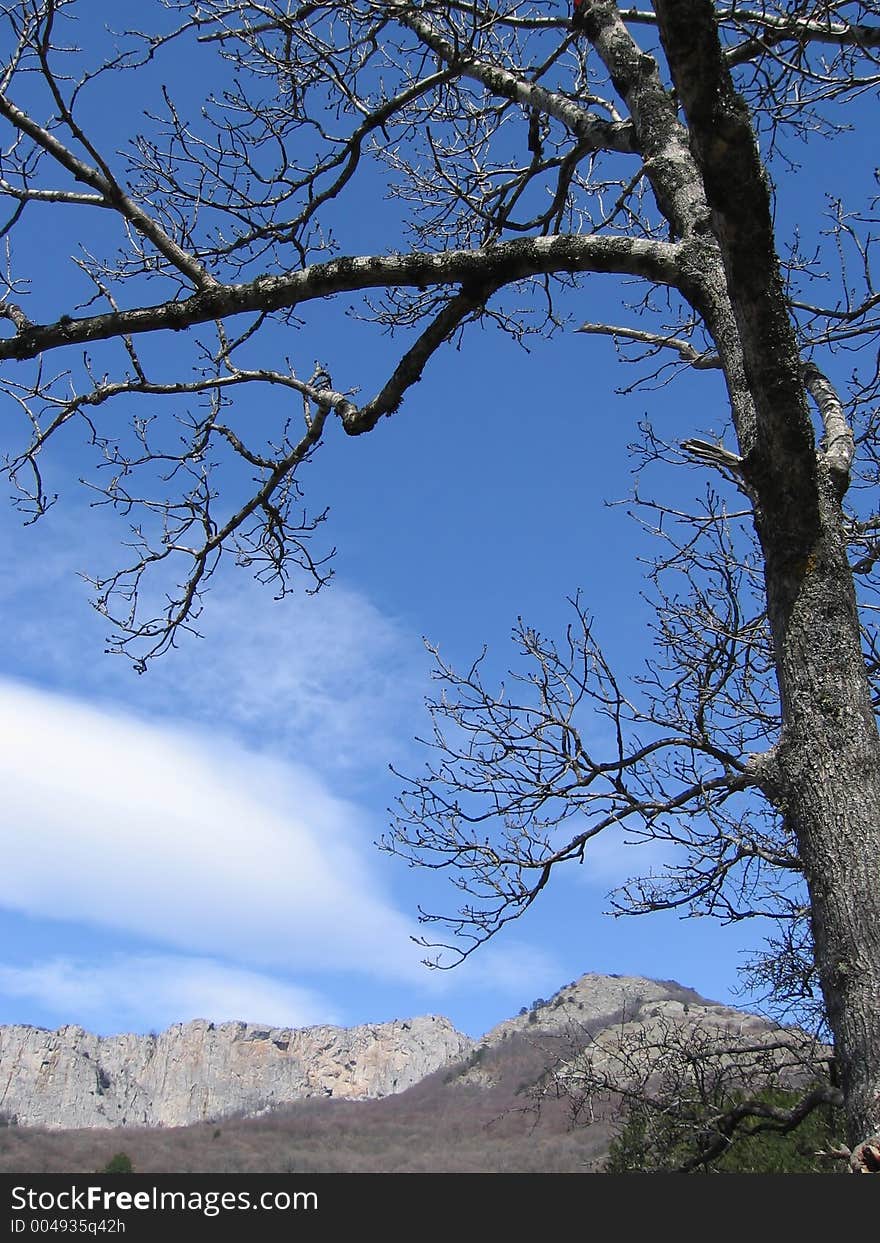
[655,0,880,1157]
[761,476,880,1155]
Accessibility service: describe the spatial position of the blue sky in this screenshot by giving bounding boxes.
[1,3,867,1041]
[0,324,773,1039]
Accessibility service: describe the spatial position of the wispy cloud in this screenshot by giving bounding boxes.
[0,678,423,978]
[0,520,574,1037]
[0,955,335,1034]
[0,500,428,779]
[136,580,428,776]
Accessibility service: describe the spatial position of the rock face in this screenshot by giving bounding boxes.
[481,972,763,1045]
[0,1015,473,1129]
[0,973,805,1132]
[464,973,812,1096]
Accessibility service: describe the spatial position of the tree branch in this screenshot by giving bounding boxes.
[0,88,217,292]
[654,0,818,530]
[0,234,685,363]
[577,320,721,368]
[803,361,854,496]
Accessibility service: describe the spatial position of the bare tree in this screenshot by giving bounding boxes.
[534,1005,844,1172]
[2,0,880,1164]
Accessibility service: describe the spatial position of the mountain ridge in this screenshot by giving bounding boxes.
[0,971,794,1133]
[0,1013,472,1129]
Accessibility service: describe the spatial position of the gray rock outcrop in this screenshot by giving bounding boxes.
[1,972,814,1132]
[0,1014,473,1129]
[465,973,817,1096]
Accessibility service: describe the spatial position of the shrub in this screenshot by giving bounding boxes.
[101,1152,133,1174]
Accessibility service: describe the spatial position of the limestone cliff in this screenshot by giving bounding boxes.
[0,972,807,1132]
[0,1015,473,1129]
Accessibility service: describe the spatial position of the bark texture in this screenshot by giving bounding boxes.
[655,0,880,1150]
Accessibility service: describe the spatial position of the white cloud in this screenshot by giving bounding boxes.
[0,534,585,1036]
[0,678,424,979]
[0,955,335,1034]
[0,507,427,779]
[130,580,428,777]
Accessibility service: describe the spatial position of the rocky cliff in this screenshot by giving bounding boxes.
[481,971,777,1050]
[0,1015,473,1129]
[0,972,807,1133]
[464,972,801,1089]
